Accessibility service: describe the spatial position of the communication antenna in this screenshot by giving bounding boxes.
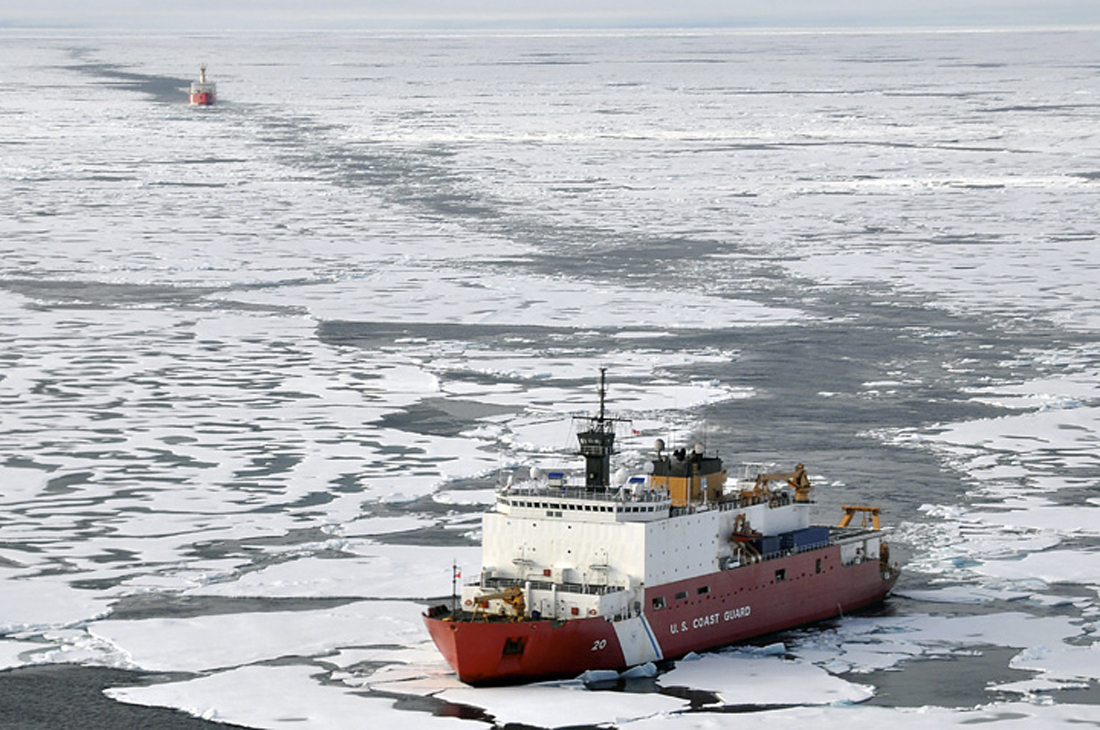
[575,367,629,490]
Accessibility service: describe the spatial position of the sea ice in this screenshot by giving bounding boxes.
[438,682,686,728]
[222,269,804,331]
[0,571,112,633]
[976,549,1100,596]
[187,544,482,600]
[89,600,426,673]
[625,702,1100,729]
[659,652,874,706]
[4,26,1100,730]
[107,663,472,730]
[0,640,45,670]
[788,610,1094,692]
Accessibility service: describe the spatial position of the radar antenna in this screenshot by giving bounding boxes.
[576,368,629,490]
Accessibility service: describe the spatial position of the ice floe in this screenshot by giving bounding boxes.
[89,600,426,673]
[108,663,472,730]
[438,682,686,728]
[658,651,874,706]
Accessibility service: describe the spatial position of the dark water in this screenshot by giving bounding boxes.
[0,665,249,730]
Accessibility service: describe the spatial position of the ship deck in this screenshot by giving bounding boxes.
[498,483,799,524]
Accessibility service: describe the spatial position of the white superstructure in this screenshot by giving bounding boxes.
[464,470,814,623]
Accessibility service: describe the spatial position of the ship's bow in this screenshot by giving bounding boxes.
[423,611,462,675]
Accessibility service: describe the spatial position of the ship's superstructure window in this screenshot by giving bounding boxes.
[652,597,666,610]
[674,591,688,600]
[697,586,710,595]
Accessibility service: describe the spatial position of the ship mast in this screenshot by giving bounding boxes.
[576,368,625,490]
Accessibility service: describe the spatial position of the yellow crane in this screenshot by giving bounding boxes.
[838,505,881,530]
[472,587,526,621]
[755,463,813,502]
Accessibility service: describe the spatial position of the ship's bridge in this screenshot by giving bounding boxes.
[497,476,670,523]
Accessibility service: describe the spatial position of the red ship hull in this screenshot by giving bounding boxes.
[189,92,214,106]
[424,545,897,685]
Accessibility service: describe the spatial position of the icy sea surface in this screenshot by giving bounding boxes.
[1,27,1099,729]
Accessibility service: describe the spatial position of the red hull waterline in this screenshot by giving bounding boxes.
[424,545,898,685]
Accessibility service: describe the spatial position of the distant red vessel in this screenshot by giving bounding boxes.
[189,65,216,106]
[424,370,899,685]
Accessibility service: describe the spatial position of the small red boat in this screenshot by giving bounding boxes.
[424,369,899,685]
[189,65,216,106]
